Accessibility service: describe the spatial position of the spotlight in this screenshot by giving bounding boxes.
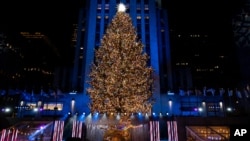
[4,108,11,113]
[198,107,203,112]
[33,108,38,112]
[40,126,44,130]
[94,112,99,117]
[226,107,232,112]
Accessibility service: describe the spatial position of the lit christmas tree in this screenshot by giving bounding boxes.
[87,3,154,115]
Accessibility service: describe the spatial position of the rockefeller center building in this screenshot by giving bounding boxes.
[3,0,250,141]
[71,0,171,113]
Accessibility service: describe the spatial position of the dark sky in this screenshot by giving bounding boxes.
[0,0,245,44]
[0,0,243,30]
[0,1,82,66]
[0,1,81,38]
[165,0,245,32]
[0,2,81,48]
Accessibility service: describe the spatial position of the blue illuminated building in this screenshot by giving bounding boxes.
[71,0,172,114]
[54,0,248,117]
[0,0,247,121]
[2,1,250,140]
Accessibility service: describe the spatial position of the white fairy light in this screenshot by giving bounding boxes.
[117,3,126,12]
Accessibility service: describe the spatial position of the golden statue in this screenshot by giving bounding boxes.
[103,116,142,141]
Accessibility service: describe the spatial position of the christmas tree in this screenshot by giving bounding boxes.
[87,3,153,115]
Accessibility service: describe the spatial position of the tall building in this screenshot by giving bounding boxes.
[166,0,241,92]
[170,31,239,91]
[232,0,250,85]
[71,0,172,107]
[3,1,250,141]
[0,31,65,94]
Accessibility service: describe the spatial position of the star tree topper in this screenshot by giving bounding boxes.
[117,3,126,12]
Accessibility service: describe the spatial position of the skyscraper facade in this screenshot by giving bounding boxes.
[71,0,172,113]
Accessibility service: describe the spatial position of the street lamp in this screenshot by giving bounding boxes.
[20,100,24,118]
[168,99,172,115]
[201,100,206,117]
[71,98,75,115]
[37,100,42,117]
[219,100,224,117]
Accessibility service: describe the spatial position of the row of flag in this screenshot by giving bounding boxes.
[167,121,178,141]
[72,120,83,138]
[150,121,160,141]
[150,121,178,141]
[0,129,18,141]
[0,120,179,141]
[52,120,64,141]
[222,89,249,98]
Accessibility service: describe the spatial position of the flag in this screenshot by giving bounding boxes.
[150,121,160,141]
[72,120,83,138]
[236,90,242,98]
[167,121,178,141]
[219,88,225,97]
[0,129,7,141]
[52,120,64,141]
[228,89,233,97]
[244,90,249,98]
[0,129,18,141]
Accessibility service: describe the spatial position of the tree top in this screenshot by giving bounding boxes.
[117,3,126,12]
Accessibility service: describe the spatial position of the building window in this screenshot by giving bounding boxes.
[43,103,63,111]
[26,102,37,110]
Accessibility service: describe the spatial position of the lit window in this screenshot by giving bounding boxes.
[26,102,37,110]
[214,65,219,69]
[43,103,63,111]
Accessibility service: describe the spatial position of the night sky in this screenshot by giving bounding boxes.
[0,0,243,31]
[0,0,245,52]
[166,0,244,31]
[0,1,80,30]
[0,1,82,65]
[0,1,81,47]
